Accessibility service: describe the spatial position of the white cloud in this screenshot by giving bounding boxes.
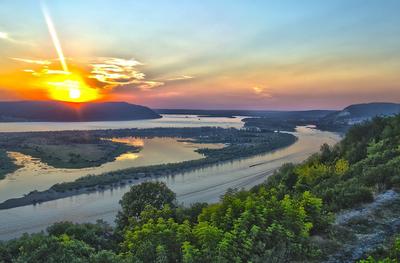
[166,75,194,81]
[11,57,52,65]
[0,32,9,40]
[11,58,70,77]
[1,32,32,45]
[89,57,163,90]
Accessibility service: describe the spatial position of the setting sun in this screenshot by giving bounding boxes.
[46,75,100,103]
[69,87,81,100]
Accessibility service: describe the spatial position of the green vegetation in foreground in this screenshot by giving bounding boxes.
[1,115,400,262]
[49,129,296,192]
[0,149,20,180]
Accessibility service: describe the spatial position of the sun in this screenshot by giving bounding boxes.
[46,74,100,103]
[69,87,81,100]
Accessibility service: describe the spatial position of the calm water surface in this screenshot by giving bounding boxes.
[0,115,244,132]
[0,137,224,202]
[0,126,341,240]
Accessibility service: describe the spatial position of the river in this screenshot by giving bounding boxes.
[0,124,340,240]
[0,114,244,132]
[0,138,224,202]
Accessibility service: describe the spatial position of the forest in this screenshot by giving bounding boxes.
[1,115,400,262]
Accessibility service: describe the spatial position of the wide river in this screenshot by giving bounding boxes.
[0,115,340,240]
[0,114,244,132]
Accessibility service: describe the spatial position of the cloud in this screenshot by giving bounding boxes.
[22,68,70,77]
[11,57,52,65]
[0,32,9,40]
[11,58,70,77]
[89,57,163,90]
[10,55,164,94]
[39,69,70,76]
[1,32,33,45]
[148,91,182,98]
[166,75,194,81]
[253,86,272,98]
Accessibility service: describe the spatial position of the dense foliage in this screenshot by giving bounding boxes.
[1,115,400,262]
[264,115,400,213]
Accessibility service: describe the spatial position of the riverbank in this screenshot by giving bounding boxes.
[0,130,297,210]
[0,150,20,180]
[0,177,151,210]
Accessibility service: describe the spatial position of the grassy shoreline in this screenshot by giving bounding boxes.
[0,150,20,180]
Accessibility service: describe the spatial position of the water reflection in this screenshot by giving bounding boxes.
[108,137,145,147]
[0,127,341,240]
[0,137,216,202]
[116,153,139,161]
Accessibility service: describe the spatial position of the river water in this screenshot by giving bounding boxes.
[0,114,244,132]
[0,116,341,240]
[0,138,224,203]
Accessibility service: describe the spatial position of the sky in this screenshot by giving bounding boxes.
[0,0,399,110]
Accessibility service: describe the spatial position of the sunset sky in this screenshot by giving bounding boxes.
[0,0,399,110]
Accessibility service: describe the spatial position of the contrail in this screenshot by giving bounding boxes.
[41,1,69,72]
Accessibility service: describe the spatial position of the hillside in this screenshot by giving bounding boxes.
[318,102,400,131]
[0,115,399,262]
[156,108,334,119]
[0,101,161,122]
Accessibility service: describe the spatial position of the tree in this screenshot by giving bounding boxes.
[116,182,176,230]
[121,218,190,262]
[46,220,115,251]
[11,234,94,263]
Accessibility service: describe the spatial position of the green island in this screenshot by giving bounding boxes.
[0,127,296,209]
[0,131,140,169]
[0,115,399,262]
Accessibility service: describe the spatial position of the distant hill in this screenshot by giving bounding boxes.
[318,102,400,131]
[156,109,335,119]
[0,101,161,122]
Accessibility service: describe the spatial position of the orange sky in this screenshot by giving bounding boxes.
[0,0,400,109]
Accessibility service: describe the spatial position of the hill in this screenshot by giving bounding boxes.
[318,102,400,131]
[156,108,335,119]
[0,101,161,122]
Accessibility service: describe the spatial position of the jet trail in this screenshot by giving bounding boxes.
[41,1,69,72]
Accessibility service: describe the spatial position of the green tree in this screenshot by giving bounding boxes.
[47,220,114,250]
[116,182,176,230]
[13,234,94,263]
